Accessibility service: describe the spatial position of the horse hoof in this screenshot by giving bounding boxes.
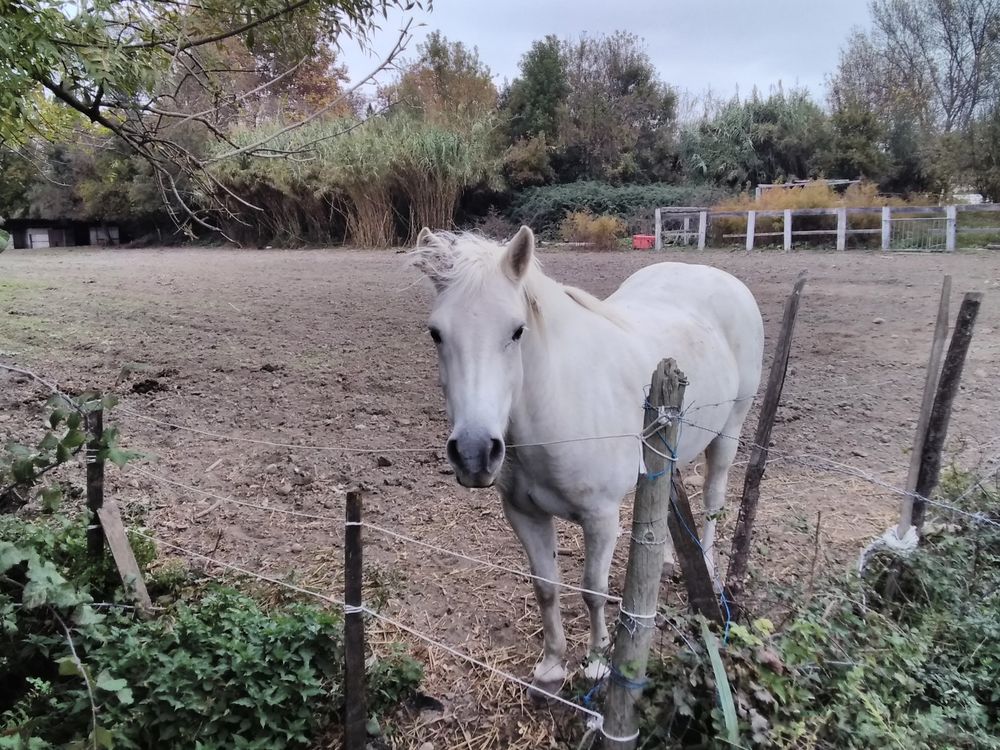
[529,677,565,703]
[582,658,609,682]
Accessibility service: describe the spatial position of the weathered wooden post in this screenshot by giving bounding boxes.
[745,211,756,251]
[912,292,983,529]
[602,360,685,749]
[898,276,951,536]
[881,206,892,250]
[945,205,957,252]
[836,208,847,251]
[697,211,707,250]
[85,407,105,557]
[726,274,807,605]
[654,208,662,251]
[344,490,366,750]
[668,471,723,623]
[682,216,691,245]
[783,209,792,251]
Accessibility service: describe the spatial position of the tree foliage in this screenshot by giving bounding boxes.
[556,31,678,183]
[503,35,568,143]
[380,31,497,124]
[681,88,830,187]
[0,0,422,232]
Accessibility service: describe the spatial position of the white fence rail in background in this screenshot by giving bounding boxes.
[654,203,1000,252]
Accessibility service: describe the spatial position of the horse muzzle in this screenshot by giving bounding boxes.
[446,428,505,488]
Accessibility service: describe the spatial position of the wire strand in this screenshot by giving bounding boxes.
[359,521,622,602]
[133,531,608,734]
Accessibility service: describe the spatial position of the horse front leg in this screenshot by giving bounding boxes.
[580,511,619,680]
[502,499,567,692]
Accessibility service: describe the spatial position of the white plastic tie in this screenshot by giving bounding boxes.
[858,524,919,575]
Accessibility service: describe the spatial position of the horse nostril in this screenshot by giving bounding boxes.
[489,438,505,466]
[446,438,461,467]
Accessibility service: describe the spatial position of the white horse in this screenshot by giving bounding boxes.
[412,226,763,690]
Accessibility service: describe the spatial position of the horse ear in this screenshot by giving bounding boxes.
[410,228,451,292]
[503,226,535,281]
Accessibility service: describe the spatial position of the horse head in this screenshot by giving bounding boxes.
[411,226,537,488]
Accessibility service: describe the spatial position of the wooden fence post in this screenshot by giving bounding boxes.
[726,274,807,605]
[85,407,105,557]
[745,211,756,252]
[603,360,685,749]
[654,208,662,251]
[912,292,983,529]
[668,471,723,623]
[945,205,957,252]
[881,206,892,250]
[697,211,707,250]
[898,276,951,536]
[682,216,691,245]
[783,209,792,252]
[836,208,847,251]
[344,490,366,750]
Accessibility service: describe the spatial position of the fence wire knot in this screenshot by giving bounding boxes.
[589,713,640,744]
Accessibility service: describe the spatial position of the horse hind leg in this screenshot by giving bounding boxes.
[701,423,743,579]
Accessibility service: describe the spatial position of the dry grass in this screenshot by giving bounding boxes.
[710,181,936,242]
[559,212,626,251]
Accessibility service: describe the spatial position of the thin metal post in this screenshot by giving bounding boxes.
[86,408,105,557]
[344,491,366,750]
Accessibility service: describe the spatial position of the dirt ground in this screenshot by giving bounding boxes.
[2,245,998,748]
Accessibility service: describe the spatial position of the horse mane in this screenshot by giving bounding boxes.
[410,231,628,329]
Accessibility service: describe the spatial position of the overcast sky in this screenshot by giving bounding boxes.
[339,0,873,106]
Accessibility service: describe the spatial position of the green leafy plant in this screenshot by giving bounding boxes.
[642,471,1000,748]
[1,387,422,748]
[1,392,139,514]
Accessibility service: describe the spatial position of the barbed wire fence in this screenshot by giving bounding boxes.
[1,277,994,747]
[106,384,1000,746]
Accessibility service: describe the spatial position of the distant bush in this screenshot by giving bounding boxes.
[559,211,626,250]
[508,181,728,236]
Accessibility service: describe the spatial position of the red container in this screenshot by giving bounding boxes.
[633,234,655,250]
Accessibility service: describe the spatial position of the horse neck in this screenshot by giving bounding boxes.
[510,272,624,437]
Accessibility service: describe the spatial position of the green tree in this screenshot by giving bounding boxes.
[504,35,568,142]
[556,31,677,183]
[0,0,422,231]
[972,103,1000,201]
[680,88,831,187]
[815,100,889,181]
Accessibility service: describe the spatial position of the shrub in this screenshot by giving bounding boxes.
[1,513,423,749]
[508,181,728,237]
[709,180,931,248]
[559,211,625,250]
[638,470,1000,748]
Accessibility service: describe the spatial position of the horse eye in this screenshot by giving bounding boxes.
[428,327,442,344]
[512,325,525,342]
